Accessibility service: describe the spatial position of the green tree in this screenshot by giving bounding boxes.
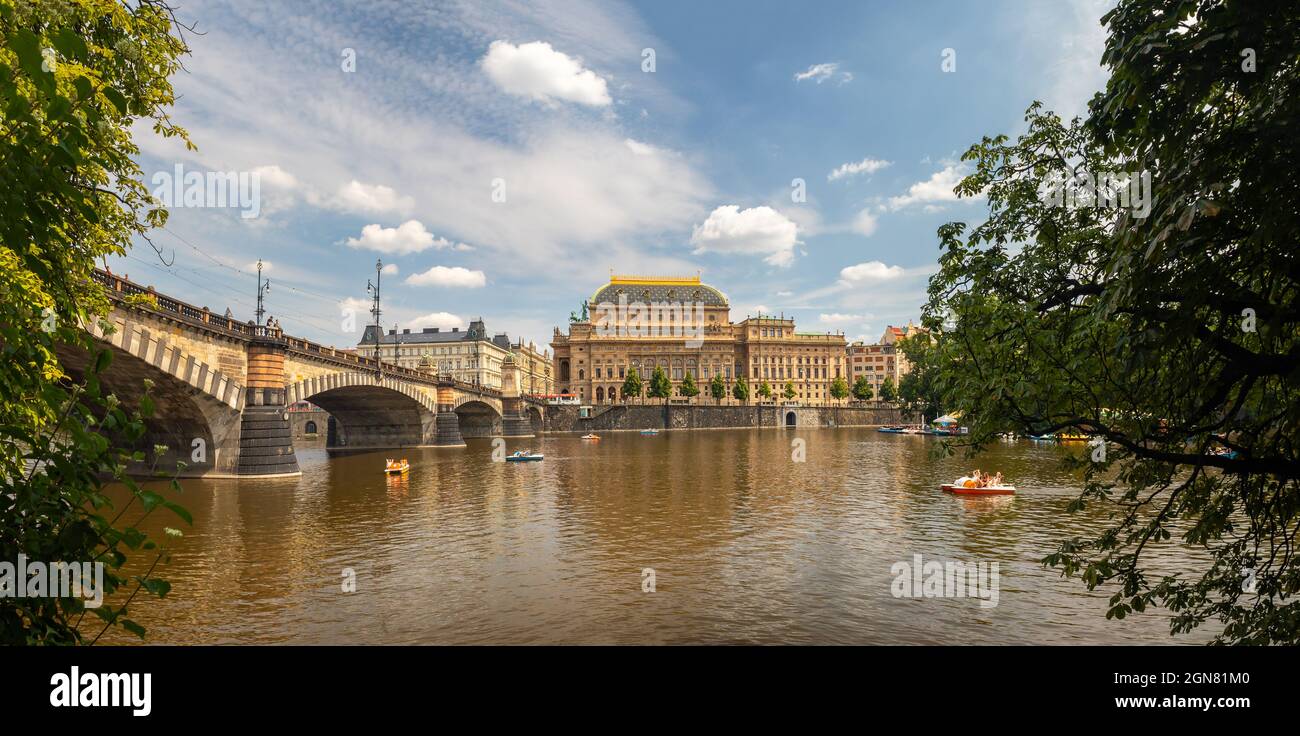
[1,0,195,644]
[732,376,749,403]
[757,380,772,400]
[680,371,699,399]
[709,374,727,403]
[622,367,642,402]
[647,366,671,403]
[830,376,849,403]
[879,376,897,403]
[897,336,940,423]
[919,0,1300,643]
[851,376,873,402]
[783,381,796,401]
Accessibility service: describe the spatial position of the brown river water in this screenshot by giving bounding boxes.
[95,428,1216,644]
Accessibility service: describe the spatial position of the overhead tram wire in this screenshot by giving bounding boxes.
[158,225,354,306]
[118,253,347,339]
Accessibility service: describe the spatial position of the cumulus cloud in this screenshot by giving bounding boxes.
[690,205,801,267]
[481,40,611,106]
[410,311,464,331]
[345,220,436,255]
[333,180,415,214]
[252,165,298,189]
[405,265,487,288]
[828,157,891,181]
[851,209,879,237]
[887,164,965,211]
[839,261,905,283]
[794,62,852,85]
[819,313,866,324]
[381,263,399,275]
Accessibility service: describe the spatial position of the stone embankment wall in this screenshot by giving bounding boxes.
[543,403,916,433]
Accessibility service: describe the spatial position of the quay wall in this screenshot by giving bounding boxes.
[542,403,916,433]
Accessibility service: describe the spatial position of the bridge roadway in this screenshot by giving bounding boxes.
[63,270,544,478]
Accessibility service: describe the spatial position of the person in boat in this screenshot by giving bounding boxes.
[990,472,1004,487]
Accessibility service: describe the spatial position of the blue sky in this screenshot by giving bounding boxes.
[114,0,1111,351]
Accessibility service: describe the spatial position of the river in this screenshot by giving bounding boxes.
[96,427,1215,644]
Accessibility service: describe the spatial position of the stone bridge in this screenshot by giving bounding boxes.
[63,270,545,478]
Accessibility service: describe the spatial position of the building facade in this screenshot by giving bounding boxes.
[511,339,554,396]
[358,319,511,388]
[552,275,847,405]
[846,321,925,398]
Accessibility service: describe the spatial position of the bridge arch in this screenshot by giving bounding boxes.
[286,373,439,449]
[73,318,246,475]
[453,398,503,439]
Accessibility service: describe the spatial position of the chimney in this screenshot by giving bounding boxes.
[403,328,410,334]
[423,328,435,333]
[388,329,396,335]
[452,327,460,333]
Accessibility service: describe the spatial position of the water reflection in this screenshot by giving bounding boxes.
[95,428,1215,644]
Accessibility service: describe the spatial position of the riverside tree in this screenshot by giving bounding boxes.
[879,376,897,403]
[757,380,772,400]
[622,367,642,402]
[648,366,671,403]
[830,376,849,404]
[680,372,699,399]
[732,376,749,403]
[709,374,726,403]
[851,376,872,401]
[920,0,1300,643]
[1,0,195,644]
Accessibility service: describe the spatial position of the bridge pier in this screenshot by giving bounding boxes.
[432,384,465,446]
[500,396,534,437]
[236,341,301,476]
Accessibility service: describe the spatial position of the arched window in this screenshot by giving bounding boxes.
[304,420,318,435]
[596,387,605,402]
[578,369,585,380]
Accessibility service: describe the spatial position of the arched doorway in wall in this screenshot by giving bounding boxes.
[596,386,604,402]
[785,411,796,427]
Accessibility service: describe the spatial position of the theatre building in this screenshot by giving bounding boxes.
[551,275,846,405]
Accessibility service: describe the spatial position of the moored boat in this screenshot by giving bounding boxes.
[581,434,600,441]
[877,426,907,434]
[639,429,659,436]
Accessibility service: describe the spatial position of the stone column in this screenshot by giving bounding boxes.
[433,383,465,447]
[236,339,302,475]
[499,356,534,437]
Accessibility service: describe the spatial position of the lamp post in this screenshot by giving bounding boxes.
[366,259,383,377]
[255,259,271,328]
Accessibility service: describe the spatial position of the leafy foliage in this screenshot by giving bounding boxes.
[647,366,671,401]
[0,0,194,644]
[830,376,849,402]
[731,376,749,403]
[919,0,1300,642]
[851,375,873,401]
[709,374,726,403]
[680,371,699,398]
[621,367,642,401]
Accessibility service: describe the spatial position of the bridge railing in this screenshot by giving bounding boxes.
[90,268,501,394]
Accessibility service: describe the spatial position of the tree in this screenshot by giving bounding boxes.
[830,376,849,403]
[783,381,796,401]
[647,366,671,403]
[710,374,727,404]
[920,0,1300,643]
[897,337,941,423]
[732,376,749,403]
[622,367,642,402]
[879,376,897,403]
[757,380,772,400]
[680,372,699,399]
[851,376,873,402]
[1,0,195,644]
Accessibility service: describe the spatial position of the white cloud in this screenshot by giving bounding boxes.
[819,313,866,324]
[482,40,611,107]
[345,220,436,255]
[690,205,801,267]
[381,263,399,276]
[887,164,965,211]
[828,157,891,181]
[776,290,793,297]
[252,165,298,190]
[410,311,464,331]
[794,62,851,85]
[839,261,905,284]
[406,265,487,288]
[851,209,878,237]
[333,180,415,215]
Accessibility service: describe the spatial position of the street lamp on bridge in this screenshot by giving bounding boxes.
[255,258,271,328]
[366,258,383,378]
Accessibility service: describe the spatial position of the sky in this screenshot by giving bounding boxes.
[112,0,1112,352]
